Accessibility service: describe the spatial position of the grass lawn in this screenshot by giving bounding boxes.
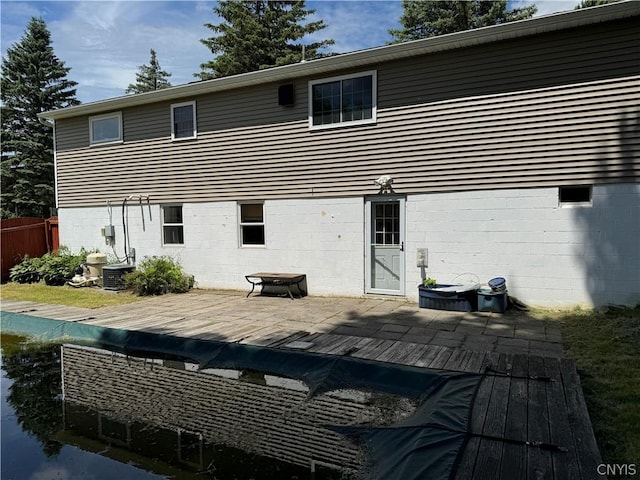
[0,282,142,308]
[556,306,640,470]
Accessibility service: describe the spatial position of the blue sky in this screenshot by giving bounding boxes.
[1,0,580,104]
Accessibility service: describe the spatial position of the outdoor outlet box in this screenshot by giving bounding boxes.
[103,225,116,245]
[416,248,428,267]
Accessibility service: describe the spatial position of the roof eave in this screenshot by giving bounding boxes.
[38,1,640,121]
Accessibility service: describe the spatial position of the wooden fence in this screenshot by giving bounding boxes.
[1,217,59,282]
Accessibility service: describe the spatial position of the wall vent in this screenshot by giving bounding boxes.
[278,84,295,106]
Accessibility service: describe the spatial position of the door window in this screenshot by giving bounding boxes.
[374,202,400,245]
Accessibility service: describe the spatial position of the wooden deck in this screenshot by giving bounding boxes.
[1,294,603,479]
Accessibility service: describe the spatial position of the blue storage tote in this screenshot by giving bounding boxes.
[477,288,508,313]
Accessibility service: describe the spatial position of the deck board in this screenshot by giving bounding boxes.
[499,354,528,480]
[527,355,554,480]
[559,358,605,480]
[0,297,602,480]
[544,357,582,480]
[473,354,512,480]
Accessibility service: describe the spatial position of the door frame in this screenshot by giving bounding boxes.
[364,195,406,296]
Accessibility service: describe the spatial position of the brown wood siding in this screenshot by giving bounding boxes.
[54,19,639,207]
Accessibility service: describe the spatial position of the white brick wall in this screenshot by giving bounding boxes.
[59,197,365,296]
[59,184,639,307]
[406,184,640,307]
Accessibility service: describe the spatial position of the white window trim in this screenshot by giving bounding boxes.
[171,101,197,141]
[162,204,185,246]
[558,186,593,208]
[308,70,377,130]
[238,202,266,248]
[89,112,122,145]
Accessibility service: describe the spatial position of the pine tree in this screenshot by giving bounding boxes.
[1,17,79,218]
[197,0,334,80]
[389,0,537,42]
[575,0,623,8]
[126,49,172,94]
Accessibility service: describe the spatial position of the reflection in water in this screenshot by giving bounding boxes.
[1,336,164,480]
[60,344,417,479]
[1,336,63,456]
[2,329,482,480]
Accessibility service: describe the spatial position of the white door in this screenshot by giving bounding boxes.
[365,197,405,295]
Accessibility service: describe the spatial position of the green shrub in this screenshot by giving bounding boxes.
[9,247,89,286]
[124,256,194,296]
[9,255,43,284]
[39,247,89,286]
[422,277,437,287]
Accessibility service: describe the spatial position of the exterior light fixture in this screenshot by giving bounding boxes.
[374,175,395,194]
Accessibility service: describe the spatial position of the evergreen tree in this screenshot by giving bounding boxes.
[197,0,334,80]
[126,48,172,94]
[389,0,537,42]
[1,17,79,218]
[575,0,623,8]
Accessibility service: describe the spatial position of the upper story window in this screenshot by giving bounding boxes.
[171,101,196,140]
[309,71,376,130]
[89,112,122,145]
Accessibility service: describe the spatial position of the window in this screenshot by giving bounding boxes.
[559,186,592,207]
[90,112,122,145]
[171,101,196,140]
[374,202,400,245]
[309,71,376,129]
[162,205,184,244]
[239,203,265,246]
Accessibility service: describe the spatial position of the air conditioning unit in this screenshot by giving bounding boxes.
[102,264,135,291]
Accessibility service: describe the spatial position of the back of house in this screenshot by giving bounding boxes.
[41,2,640,307]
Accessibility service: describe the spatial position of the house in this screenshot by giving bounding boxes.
[39,2,640,307]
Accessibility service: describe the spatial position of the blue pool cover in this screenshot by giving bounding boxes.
[1,311,482,480]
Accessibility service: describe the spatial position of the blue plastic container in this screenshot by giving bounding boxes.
[488,277,507,293]
[477,288,508,313]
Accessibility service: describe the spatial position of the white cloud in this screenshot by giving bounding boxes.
[307,0,403,53]
[43,1,214,102]
[30,465,73,480]
[513,0,580,17]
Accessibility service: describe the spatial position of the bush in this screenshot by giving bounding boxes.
[9,247,89,285]
[9,255,43,284]
[124,256,194,296]
[39,247,89,286]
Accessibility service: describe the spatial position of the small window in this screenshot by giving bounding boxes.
[162,205,184,244]
[309,71,376,129]
[90,112,122,145]
[239,203,265,246]
[171,101,196,140]
[99,414,130,447]
[559,186,592,206]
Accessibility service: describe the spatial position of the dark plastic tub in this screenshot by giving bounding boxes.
[418,285,478,312]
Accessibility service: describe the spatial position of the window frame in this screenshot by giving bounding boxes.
[559,185,593,207]
[161,204,185,246]
[89,112,122,145]
[238,202,265,248]
[171,101,197,141]
[308,70,377,130]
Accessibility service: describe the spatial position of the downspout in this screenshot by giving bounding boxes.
[38,116,59,214]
